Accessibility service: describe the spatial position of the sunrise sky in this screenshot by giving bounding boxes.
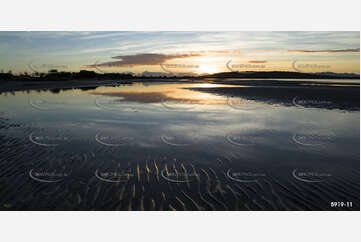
[0,31,359,75]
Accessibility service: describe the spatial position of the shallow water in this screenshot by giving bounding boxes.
[0,81,359,210]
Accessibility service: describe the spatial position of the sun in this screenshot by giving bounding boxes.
[198,65,218,74]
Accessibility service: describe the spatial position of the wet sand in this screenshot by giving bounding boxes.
[188,85,360,111]
[0,126,359,211]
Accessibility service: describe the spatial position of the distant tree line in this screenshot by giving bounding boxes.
[202,71,360,79]
[0,69,359,81]
[0,70,136,81]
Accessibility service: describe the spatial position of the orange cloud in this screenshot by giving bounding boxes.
[288,48,360,53]
[248,60,268,63]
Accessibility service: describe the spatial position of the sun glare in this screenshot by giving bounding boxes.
[199,65,218,74]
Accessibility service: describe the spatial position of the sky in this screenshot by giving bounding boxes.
[0,31,359,75]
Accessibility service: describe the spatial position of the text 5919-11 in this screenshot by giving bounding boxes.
[330,202,353,208]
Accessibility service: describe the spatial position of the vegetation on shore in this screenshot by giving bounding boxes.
[0,69,359,82]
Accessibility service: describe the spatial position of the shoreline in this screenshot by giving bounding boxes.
[0,79,203,93]
[0,78,359,93]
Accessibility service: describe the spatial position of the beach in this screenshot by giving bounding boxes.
[0,79,359,210]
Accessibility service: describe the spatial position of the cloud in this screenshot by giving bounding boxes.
[76,32,134,40]
[248,60,267,63]
[85,50,244,68]
[196,50,242,54]
[287,48,360,53]
[87,53,202,68]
